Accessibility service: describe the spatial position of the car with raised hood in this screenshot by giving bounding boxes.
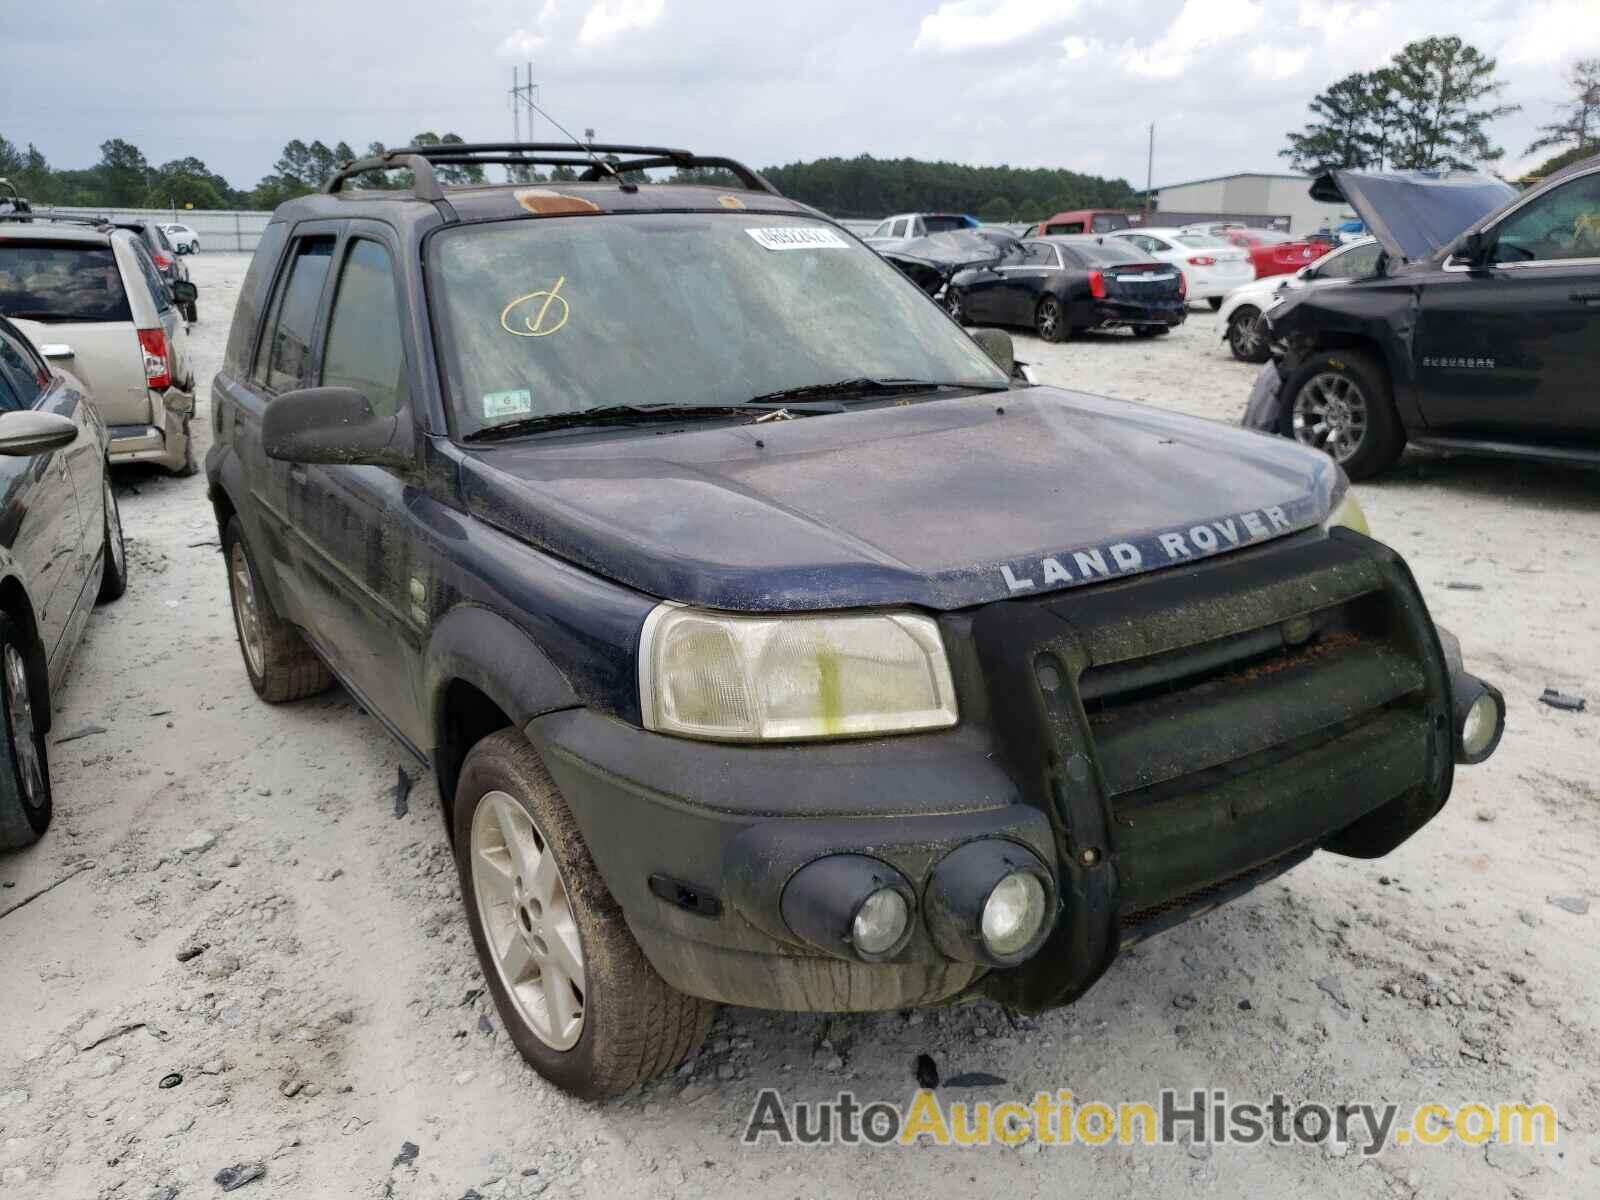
[1218,237,1381,363]
[0,215,199,475]
[1244,161,1600,478]
[208,141,1505,1100]
[0,315,129,850]
[943,235,1186,341]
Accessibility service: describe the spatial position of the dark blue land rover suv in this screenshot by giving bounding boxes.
[207,142,1504,1099]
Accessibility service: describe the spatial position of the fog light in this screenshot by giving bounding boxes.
[925,840,1055,966]
[852,888,911,956]
[980,872,1047,958]
[780,854,917,962]
[1456,684,1504,765]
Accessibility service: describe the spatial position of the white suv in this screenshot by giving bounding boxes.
[0,218,197,474]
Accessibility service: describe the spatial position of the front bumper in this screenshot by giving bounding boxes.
[531,528,1494,1014]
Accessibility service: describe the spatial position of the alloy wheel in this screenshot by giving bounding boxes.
[4,645,42,808]
[1229,310,1264,358]
[944,288,964,322]
[1036,297,1060,339]
[471,790,587,1051]
[229,542,265,678]
[1292,371,1369,464]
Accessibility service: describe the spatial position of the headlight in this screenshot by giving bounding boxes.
[1324,479,1370,536]
[638,604,958,741]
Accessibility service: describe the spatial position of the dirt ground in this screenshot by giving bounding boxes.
[0,255,1595,1200]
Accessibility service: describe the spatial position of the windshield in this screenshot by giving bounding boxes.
[922,215,967,233]
[0,242,131,322]
[431,213,1006,438]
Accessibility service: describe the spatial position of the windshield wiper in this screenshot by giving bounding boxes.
[746,377,1005,406]
[461,402,829,443]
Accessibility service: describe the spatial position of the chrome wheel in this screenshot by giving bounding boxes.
[1228,309,1265,358]
[471,790,586,1051]
[1036,297,1061,339]
[4,645,42,808]
[105,479,125,580]
[1292,371,1369,464]
[229,542,265,678]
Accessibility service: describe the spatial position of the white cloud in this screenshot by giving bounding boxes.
[913,0,1080,54]
[578,0,664,46]
[499,0,561,56]
[1248,44,1310,81]
[1119,0,1264,78]
[1501,0,1600,66]
[1061,35,1091,60]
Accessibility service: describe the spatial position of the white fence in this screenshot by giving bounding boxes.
[27,206,275,253]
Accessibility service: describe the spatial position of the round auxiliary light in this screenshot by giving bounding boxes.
[980,872,1049,958]
[1459,689,1503,763]
[852,887,911,957]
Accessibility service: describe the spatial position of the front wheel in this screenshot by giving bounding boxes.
[1281,349,1404,479]
[97,474,128,602]
[1035,295,1068,342]
[223,517,333,702]
[943,287,965,324]
[455,731,714,1099]
[0,616,51,850]
[1226,306,1270,363]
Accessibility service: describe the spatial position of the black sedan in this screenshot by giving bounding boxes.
[945,236,1186,342]
[0,315,128,849]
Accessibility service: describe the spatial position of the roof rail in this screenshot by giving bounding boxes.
[323,142,780,198]
[0,212,113,230]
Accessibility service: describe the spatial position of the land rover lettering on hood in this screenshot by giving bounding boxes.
[206,140,1504,1099]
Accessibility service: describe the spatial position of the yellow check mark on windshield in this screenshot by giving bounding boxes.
[500,275,570,337]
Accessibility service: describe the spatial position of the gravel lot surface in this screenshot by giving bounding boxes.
[0,255,1595,1199]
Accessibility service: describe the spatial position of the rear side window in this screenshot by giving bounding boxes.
[0,242,132,323]
[924,216,966,233]
[321,239,408,418]
[224,222,288,376]
[128,242,172,313]
[1046,222,1083,235]
[0,324,47,411]
[255,236,336,393]
[1090,213,1129,232]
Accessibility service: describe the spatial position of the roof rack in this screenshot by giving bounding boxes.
[0,212,114,230]
[322,142,780,200]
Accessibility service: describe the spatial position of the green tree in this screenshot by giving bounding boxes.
[1525,57,1600,160]
[96,138,150,206]
[1386,36,1517,168]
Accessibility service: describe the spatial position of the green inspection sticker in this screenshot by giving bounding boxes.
[482,389,533,419]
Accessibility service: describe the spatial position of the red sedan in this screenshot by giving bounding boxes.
[1218,228,1329,278]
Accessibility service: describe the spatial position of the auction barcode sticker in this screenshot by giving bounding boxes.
[746,226,848,251]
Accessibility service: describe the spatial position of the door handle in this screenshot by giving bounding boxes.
[1571,291,1600,305]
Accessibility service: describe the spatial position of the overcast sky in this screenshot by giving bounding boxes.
[8,0,1600,194]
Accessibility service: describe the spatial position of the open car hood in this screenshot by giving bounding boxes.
[877,229,1020,294]
[1310,169,1517,262]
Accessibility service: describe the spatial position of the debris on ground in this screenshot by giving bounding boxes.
[942,1071,1008,1088]
[1548,894,1591,915]
[214,1162,266,1191]
[53,724,107,744]
[393,1142,420,1167]
[1539,688,1587,712]
[914,1053,939,1089]
[393,766,413,818]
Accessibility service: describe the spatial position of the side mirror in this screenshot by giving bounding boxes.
[36,343,74,360]
[0,411,78,456]
[969,328,1015,376]
[262,387,413,470]
[1456,231,1493,269]
[1294,265,1314,281]
[171,279,198,304]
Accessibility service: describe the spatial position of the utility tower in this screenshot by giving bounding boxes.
[508,62,539,180]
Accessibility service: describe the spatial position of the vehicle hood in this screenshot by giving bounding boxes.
[457,388,1340,612]
[877,229,1020,294]
[1310,168,1517,262]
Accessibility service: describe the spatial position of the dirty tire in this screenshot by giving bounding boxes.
[454,730,714,1099]
[171,419,198,477]
[1226,305,1270,363]
[223,516,333,703]
[1280,348,1404,481]
[97,472,128,602]
[1035,295,1068,342]
[0,613,51,850]
[1207,296,1224,311]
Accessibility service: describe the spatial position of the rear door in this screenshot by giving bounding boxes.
[235,223,342,624]
[0,323,87,663]
[992,241,1058,323]
[284,227,426,745]
[1413,167,1600,441]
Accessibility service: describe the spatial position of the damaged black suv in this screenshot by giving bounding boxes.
[208,142,1505,1099]
[1246,155,1600,478]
